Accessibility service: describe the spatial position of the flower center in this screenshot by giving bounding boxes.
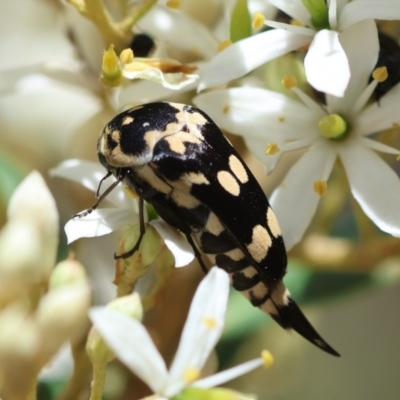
[318,114,347,140]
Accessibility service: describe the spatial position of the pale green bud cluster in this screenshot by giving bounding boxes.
[0,172,91,399]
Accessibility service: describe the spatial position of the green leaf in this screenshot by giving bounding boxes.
[230,0,252,43]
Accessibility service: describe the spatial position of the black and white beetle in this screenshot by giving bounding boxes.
[84,101,339,356]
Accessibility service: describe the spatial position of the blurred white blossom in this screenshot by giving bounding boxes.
[194,20,400,249]
[90,267,273,399]
[199,0,400,96]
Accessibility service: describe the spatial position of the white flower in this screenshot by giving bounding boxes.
[199,0,400,96]
[194,20,400,250]
[50,159,194,267]
[89,267,272,399]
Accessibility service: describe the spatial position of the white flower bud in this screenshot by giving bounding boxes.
[86,294,143,364]
[6,171,59,280]
[49,258,88,289]
[36,282,91,363]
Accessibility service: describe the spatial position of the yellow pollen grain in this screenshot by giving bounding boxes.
[313,180,328,196]
[218,40,232,52]
[282,75,297,90]
[261,350,274,368]
[223,104,230,114]
[124,186,139,199]
[166,0,181,9]
[278,116,285,123]
[202,317,217,329]
[372,66,388,82]
[290,19,304,26]
[183,367,200,383]
[252,12,265,29]
[265,143,280,156]
[120,48,134,64]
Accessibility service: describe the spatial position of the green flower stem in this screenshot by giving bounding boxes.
[26,379,37,400]
[301,0,329,30]
[89,362,107,400]
[56,339,92,400]
[118,0,158,33]
[65,0,157,51]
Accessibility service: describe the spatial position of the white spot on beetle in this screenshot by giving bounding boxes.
[205,212,224,236]
[182,172,210,186]
[229,155,248,183]
[171,190,200,209]
[122,116,134,125]
[224,248,245,261]
[247,225,272,262]
[217,171,240,196]
[266,207,281,238]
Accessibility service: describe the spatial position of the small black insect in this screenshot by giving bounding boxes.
[84,102,339,356]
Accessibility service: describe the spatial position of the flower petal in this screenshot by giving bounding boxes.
[0,76,101,162]
[89,308,168,393]
[0,0,75,71]
[198,29,311,90]
[193,87,319,172]
[327,19,379,114]
[304,29,350,97]
[359,137,400,156]
[150,220,194,267]
[50,159,131,209]
[270,142,336,250]
[354,83,400,136]
[339,140,400,237]
[193,357,264,389]
[65,208,136,243]
[139,5,218,59]
[339,0,400,30]
[165,268,230,397]
[122,67,199,91]
[193,87,316,141]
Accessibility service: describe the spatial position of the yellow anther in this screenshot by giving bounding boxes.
[120,48,134,64]
[202,317,217,329]
[218,40,232,52]
[261,350,274,368]
[265,143,280,155]
[318,114,347,139]
[222,105,230,114]
[282,75,298,90]
[252,12,265,30]
[397,154,400,161]
[313,180,328,196]
[372,66,388,82]
[183,367,200,383]
[290,19,304,26]
[278,116,285,123]
[125,186,139,199]
[166,0,182,9]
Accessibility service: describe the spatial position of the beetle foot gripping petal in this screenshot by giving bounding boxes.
[271,297,340,357]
